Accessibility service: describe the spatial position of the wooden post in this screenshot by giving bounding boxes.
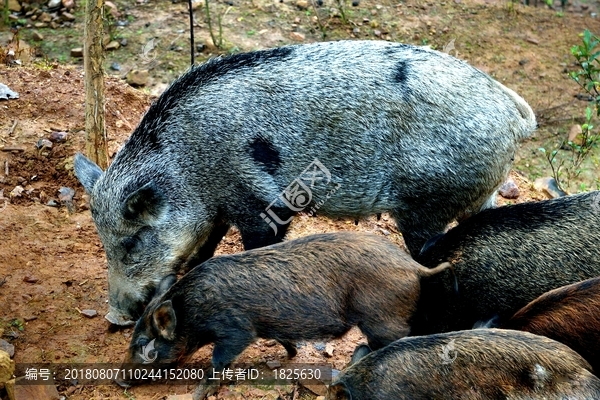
[83,0,108,169]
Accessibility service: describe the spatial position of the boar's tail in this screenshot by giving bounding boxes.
[492,79,537,139]
[420,261,453,277]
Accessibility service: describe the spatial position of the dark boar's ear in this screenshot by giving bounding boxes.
[123,181,167,222]
[153,300,177,341]
[74,153,103,194]
[328,382,352,400]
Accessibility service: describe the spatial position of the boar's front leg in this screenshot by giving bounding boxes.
[236,205,294,250]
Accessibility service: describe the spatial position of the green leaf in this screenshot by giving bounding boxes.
[587,106,593,120]
[538,147,547,154]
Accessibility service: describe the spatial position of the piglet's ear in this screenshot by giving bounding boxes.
[123,181,167,222]
[152,300,177,341]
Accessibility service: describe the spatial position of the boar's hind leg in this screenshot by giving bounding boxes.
[359,319,410,351]
[237,206,294,250]
[278,340,297,358]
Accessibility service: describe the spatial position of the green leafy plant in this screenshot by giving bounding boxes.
[540,30,600,192]
[204,0,225,49]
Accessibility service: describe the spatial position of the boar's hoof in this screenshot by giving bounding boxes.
[105,312,136,326]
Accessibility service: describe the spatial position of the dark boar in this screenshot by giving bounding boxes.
[328,329,600,400]
[119,233,449,389]
[504,276,600,373]
[73,40,535,325]
[412,191,600,335]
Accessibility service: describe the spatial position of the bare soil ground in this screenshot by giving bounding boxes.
[0,0,599,399]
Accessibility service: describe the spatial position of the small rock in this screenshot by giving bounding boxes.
[266,360,281,369]
[34,22,48,28]
[5,377,60,400]
[0,350,15,389]
[23,316,37,322]
[104,0,120,18]
[196,43,205,52]
[32,31,44,41]
[568,124,583,146]
[0,340,14,358]
[61,11,75,21]
[10,186,24,198]
[70,48,83,57]
[80,309,98,318]
[519,58,529,66]
[264,339,277,347]
[373,29,381,37]
[58,187,75,203]
[110,62,121,71]
[0,83,19,100]
[62,0,74,8]
[105,40,120,51]
[295,0,308,9]
[313,342,326,352]
[36,138,53,150]
[166,395,193,400]
[48,0,60,6]
[290,32,305,41]
[526,37,539,45]
[534,177,567,199]
[298,378,327,396]
[316,397,326,400]
[23,275,39,283]
[119,38,128,47]
[351,0,359,5]
[126,70,149,87]
[323,343,334,357]
[499,178,520,199]
[46,199,59,207]
[39,11,52,22]
[49,131,67,142]
[8,0,21,11]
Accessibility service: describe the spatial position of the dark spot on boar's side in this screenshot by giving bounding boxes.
[250,136,281,175]
[393,60,410,85]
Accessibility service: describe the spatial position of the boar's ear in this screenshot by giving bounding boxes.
[328,382,352,400]
[74,153,103,194]
[152,300,177,341]
[123,181,167,222]
[155,275,177,298]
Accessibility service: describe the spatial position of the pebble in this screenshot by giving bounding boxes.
[48,0,61,7]
[32,31,44,41]
[119,38,128,47]
[80,309,98,318]
[126,70,149,87]
[295,0,308,9]
[70,48,83,57]
[10,186,24,198]
[313,342,325,352]
[110,62,121,71]
[46,199,59,207]
[0,340,14,358]
[105,41,120,51]
[266,360,281,369]
[61,11,75,21]
[58,187,75,203]
[533,177,567,199]
[36,138,53,150]
[323,343,334,357]
[49,131,67,142]
[499,178,520,199]
[264,339,277,347]
[290,32,305,41]
[23,275,39,283]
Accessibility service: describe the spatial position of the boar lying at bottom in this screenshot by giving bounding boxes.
[329,329,600,400]
[504,276,600,374]
[117,232,448,397]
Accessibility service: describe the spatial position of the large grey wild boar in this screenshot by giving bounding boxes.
[74,40,536,325]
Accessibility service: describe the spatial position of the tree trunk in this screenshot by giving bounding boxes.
[83,0,108,169]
